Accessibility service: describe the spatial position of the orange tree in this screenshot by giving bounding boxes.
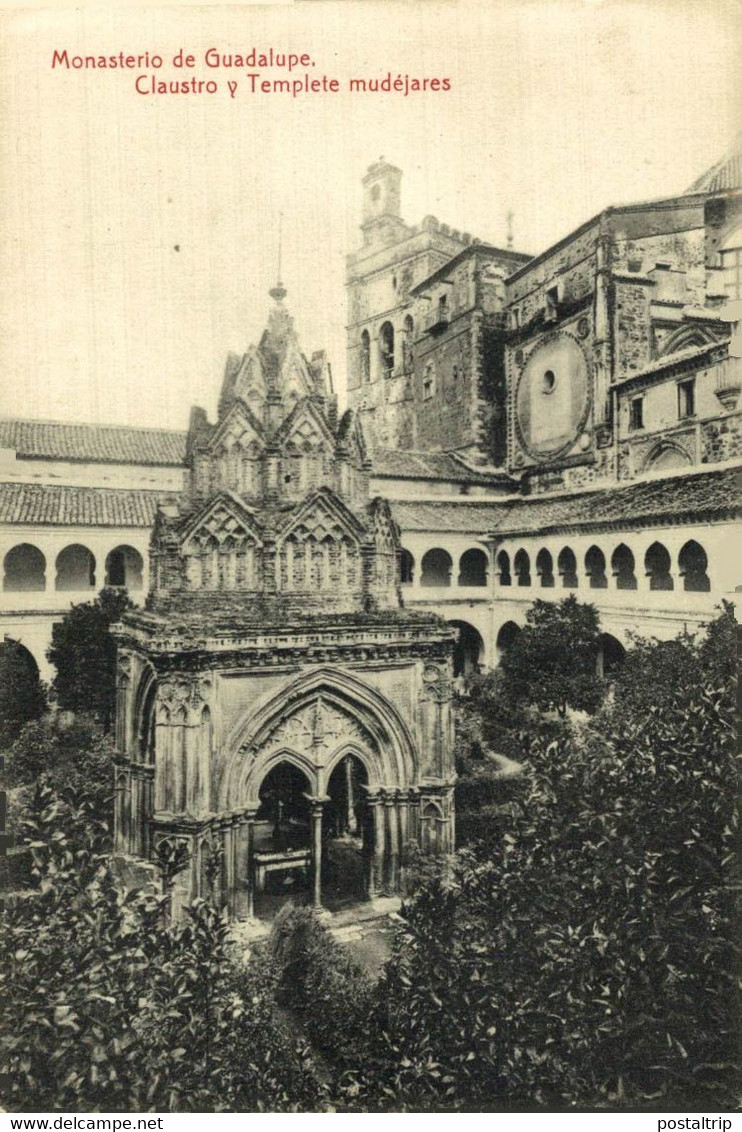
[347,607,738,1110]
[47,588,131,730]
[0,780,327,1112]
[498,595,604,717]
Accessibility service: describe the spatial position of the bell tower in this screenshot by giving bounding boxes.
[361,159,405,248]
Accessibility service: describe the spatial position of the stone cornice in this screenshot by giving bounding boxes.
[613,342,728,390]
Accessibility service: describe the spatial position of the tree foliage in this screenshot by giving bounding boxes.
[47,588,132,730]
[3,607,737,1112]
[605,599,737,733]
[499,595,604,716]
[344,607,739,1110]
[6,714,116,823]
[0,643,46,751]
[0,782,327,1112]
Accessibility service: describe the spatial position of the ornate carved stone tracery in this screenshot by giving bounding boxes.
[254,696,377,765]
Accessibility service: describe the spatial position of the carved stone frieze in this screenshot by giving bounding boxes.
[420,662,453,703]
[116,651,133,686]
[157,673,212,713]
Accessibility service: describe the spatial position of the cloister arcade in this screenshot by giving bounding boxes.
[0,531,149,680]
[398,521,736,677]
[2,539,146,597]
[401,532,723,602]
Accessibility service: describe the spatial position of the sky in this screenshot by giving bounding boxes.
[1,0,740,431]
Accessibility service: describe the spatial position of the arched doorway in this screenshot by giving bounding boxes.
[597,633,625,679]
[105,545,144,590]
[458,548,488,587]
[421,548,452,587]
[55,544,95,592]
[645,542,673,591]
[253,760,313,918]
[448,620,484,678]
[3,544,46,592]
[678,539,710,592]
[322,753,371,910]
[496,620,522,661]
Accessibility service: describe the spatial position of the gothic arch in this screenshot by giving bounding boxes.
[321,741,377,797]
[252,747,319,800]
[658,324,718,356]
[133,663,158,763]
[219,666,417,809]
[641,440,693,473]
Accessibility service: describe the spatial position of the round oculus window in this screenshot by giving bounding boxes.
[515,335,590,459]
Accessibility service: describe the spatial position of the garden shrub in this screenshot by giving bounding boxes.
[6,713,116,824]
[345,608,739,1111]
[0,782,327,1113]
[268,904,376,1071]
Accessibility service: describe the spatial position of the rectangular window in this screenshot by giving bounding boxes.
[678,378,695,419]
[629,397,644,431]
[720,247,742,301]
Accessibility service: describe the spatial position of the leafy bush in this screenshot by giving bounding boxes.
[347,609,739,1110]
[6,714,116,823]
[0,783,327,1112]
[47,588,132,730]
[268,904,376,1072]
[605,599,737,733]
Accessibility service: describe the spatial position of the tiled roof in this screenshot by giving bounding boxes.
[0,465,738,536]
[497,466,741,536]
[686,146,742,194]
[0,482,165,527]
[392,466,741,537]
[372,448,512,485]
[0,418,187,466]
[391,501,506,533]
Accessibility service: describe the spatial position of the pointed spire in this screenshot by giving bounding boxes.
[269,213,287,302]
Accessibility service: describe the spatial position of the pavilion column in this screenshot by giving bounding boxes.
[190,836,202,903]
[245,811,257,919]
[398,789,410,849]
[228,810,252,920]
[364,791,381,899]
[385,791,400,893]
[307,795,329,909]
[372,792,386,893]
[113,765,130,853]
[346,757,357,834]
[221,818,234,918]
[407,787,420,844]
[154,720,173,812]
[141,766,154,857]
[230,814,242,918]
[129,769,141,856]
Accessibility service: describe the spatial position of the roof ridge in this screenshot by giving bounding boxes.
[0,416,187,436]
